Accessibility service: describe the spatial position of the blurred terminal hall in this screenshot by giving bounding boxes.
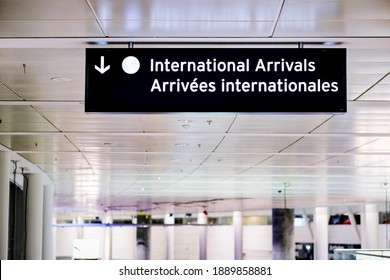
[0,0,389,260]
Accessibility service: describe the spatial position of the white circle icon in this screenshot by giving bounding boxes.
[122,56,140,74]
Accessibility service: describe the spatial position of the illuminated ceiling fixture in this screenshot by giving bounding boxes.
[175,143,189,147]
[177,119,195,123]
[177,119,194,129]
[51,77,71,82]
[322,41,341,46]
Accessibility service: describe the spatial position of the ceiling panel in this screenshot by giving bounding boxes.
[0,20,104,38]
[0,105,57,132]
[312,115,390,134]
[217,135,301,153]
[274,20,390,37]
[66,134,148,152]
[7,84,83,100]
[139,114,234,133]
[145,152,209,166]
[83,152,146,166]
[0,0,95,20]
[101,20,275,37]
[352,137,390,153]
[0,0,389,216]
[359,75,390,101]
[229,115,331,133]
[258,154,332,166]
[19,151,87,165]
[203,153,271,166]
[280,0,390,21]
[144,134,224,152]
[0,83,20,100]
[91,0,280,21]
[282,136,380,153]
[0,134,78,152]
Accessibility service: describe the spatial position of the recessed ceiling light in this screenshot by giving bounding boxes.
[51,77,71,82]
[175,143,188,147]
[177,119,195,123]
[323,41,339,46]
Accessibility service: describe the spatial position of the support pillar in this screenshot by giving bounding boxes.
[25,173,44,260]
[233,211,243,260]
[52,217,57,260]
[104,215,112,260]
[42,184,54,259]
[75,217,84,239]
[164,214,174,260]
[0,152,10,260]
[272,208,295,260]
[314,207,329,260]
[198,212,207,260]
[361,204,379,249]
[136,214,150,260]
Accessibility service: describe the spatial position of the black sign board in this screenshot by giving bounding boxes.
[85,48,346,113]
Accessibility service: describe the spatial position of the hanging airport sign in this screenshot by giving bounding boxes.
[85,48,346,113]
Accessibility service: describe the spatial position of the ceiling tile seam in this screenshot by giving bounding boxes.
[353,71,390,101]
[225,114,238,133]
[307,115,336,134]
[343,137,381,153]
[107,156,150,197]
[62,134,96,175]
[269,0,286,38]
[3,131,390,137]
[233,154,276,176]
[13,150,390,156]
[277,136,305,154]
[0,80,24,101]
[30,105,64,132]
[137,115,146,133]
[85,0,108,37]
[161,136,230,190]
[310,155,340,167]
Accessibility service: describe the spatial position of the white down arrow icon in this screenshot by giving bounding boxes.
[95,56,110,74]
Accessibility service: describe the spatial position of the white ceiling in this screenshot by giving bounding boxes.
[0,0,389,218]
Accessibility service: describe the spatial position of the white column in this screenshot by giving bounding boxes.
[76,217,84,239]
[26,173,44,260]
[314,207,328,260]
[104,216,112,260]
[198,212,207,260]
[361,204,379,249]
[164,214,174,260]
[233,211,243,260]
[42,184,55,259]
[0,152,10,260]
[52,217,57,260]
